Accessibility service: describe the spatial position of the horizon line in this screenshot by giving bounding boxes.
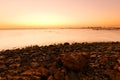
[0,27,120,30]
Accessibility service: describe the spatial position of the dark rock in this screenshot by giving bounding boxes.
[68,71,79,80]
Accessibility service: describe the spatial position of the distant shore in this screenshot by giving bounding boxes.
[0,27,120,30]
[0,42,120,79]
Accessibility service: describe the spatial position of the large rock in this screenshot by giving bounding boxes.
[58,52,89,71]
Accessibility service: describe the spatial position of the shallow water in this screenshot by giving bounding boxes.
[0,29,120,50]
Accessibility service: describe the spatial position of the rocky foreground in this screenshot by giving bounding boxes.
[0,42,120,80]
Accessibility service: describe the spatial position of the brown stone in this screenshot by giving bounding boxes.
[21,69,41,76]
[47,75,53,80]
[30,62,39,68]
[9,63,20,68]
[61,68,67,74]
[65,75,70,80]
[0,60,4,64]
[0,55,5,59]
[54,70,65,80]
[105,70,116,80]
[38,67,48,76]
[113,64,119,70]
[0,64,7,71]
[8,70,18,75]
[32,76,41,79]
[117,67,120,72]
[54,71,60,80]
[68,71,79,80]
[0,77,6,80]
[21,69,34,75]
[115,73,120,80]
[60,52,89,71]
[117,59,120,64]
[49,66,57,74]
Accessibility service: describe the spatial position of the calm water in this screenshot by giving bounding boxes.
[0,29,120,50]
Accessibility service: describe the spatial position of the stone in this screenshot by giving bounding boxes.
[30,62,39,68]
[49,66,57,74]
[38,67,48,76]
[114,64,119,70]
[21,69,34,75]
[90,54,97,58]
[117,67,120,72]
[54,70,65,80]
[0,64,7,71]
[117,59,120,64]
[59,52,89,71]
[0,60,4,64]
[68,71,79,80]
[115,73,120,80]
[0,55,5,59]
[9,63,20,68]
[21,69,41,76]
[47,75,53,80]
[65,75,70,80]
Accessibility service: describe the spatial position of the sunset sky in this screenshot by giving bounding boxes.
[0,0,120,29]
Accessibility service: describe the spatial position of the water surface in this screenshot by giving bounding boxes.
[0,29,120,50]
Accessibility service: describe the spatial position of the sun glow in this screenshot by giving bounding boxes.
[12,14,71,28]
[0,0,120,28]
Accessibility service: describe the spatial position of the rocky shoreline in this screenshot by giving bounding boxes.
[0,42,120,80]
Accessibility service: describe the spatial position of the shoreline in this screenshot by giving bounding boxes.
[0,41,120,51]
[0,42,120,79]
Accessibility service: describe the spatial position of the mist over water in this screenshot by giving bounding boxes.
[0,29,120,50]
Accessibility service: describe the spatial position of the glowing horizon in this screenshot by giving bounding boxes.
[0,0,120,29]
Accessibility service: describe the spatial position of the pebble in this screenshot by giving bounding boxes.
[117,67,120,72]
[90,54,96,58]
[117,59,120,64]
[0,42,120,79]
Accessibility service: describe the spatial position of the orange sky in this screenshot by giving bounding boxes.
[0,0,120,28]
